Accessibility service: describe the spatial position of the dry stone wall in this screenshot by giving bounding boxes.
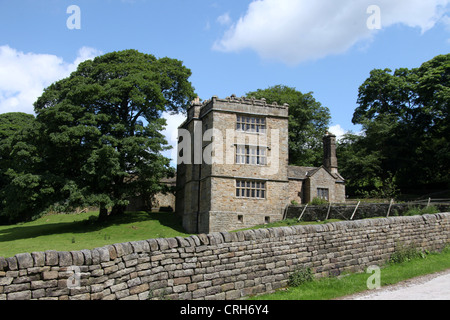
[1,213,449,300]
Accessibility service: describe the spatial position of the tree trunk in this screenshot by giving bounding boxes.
[110,204,126,216]
[98,206,108,221]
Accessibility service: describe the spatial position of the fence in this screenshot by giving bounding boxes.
[285,198,450,222]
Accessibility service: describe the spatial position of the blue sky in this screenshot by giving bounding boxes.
[1,0,449,164]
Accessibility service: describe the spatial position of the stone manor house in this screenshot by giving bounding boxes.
[175,95,345,234]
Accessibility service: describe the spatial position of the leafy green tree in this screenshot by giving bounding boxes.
[0,113,37,222]
[0,113,35,138]
[351,53,449,191]
[337,116,399,197]
[0,112,35,174]
[8,49,195,222]
[246,85,331,167]
[337,132,382,195]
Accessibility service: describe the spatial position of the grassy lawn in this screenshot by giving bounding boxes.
[0,213,343,259]
[0,211,190,258]
[250,247,450,300]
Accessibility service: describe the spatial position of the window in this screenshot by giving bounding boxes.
[317,188,329,201]
[236,180,266,199]
[236,145,267,165]
[236,116,266,133]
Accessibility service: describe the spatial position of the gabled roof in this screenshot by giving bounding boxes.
[288,165,345,182]
[287,166,318,180]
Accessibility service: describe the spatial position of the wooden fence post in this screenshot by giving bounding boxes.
[386,199,394,217]
[298,204,308,221]
[325,202,332,221]
[282,204,289,220]
[350,201,360,220]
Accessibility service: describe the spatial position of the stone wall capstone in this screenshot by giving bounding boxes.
[0,213,449,300]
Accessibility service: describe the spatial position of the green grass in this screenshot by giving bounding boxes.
[0,213,340,258]
[235,218,343,231]
[0,211,190,258]
[250,247,450,300]
[403,205,440,216]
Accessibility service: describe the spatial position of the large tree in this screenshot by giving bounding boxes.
[9,49,196,222]
[246,85,331,167]
[337,115,399,197]
[350,53,449,192]
[0,113,37,222]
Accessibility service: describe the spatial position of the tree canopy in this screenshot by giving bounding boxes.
[339,53,449,196]
[0,113,36,222]
[1,49,196,223]
[246,85,331,167]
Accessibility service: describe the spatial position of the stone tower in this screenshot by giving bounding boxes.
[176,95,290,234]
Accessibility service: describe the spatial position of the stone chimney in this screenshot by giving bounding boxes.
[323,132,338,174]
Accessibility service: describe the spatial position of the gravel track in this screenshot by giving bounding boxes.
[338,269,450,300]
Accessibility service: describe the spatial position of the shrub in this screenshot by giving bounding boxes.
[288,267,314,287]
[311,197,328,205]
[389,242,428,264]
[404,205,439,216]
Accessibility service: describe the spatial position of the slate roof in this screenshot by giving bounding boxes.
[287,166,318,180]
[288,165,345,182]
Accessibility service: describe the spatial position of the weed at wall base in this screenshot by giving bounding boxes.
[389,242,429,264]
[288,267,314,287]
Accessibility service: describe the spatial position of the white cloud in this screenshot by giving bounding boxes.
[217,12,232,26]
[161,112,186,167]
[329,124,347,142]
[0,45,102,115]
[213,0,450,65]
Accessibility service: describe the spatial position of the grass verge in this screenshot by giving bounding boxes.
[250,246,450,300]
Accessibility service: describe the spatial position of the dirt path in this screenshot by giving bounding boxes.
[339,269,450,300]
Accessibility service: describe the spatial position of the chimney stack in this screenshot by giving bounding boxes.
[323,132,338,174]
